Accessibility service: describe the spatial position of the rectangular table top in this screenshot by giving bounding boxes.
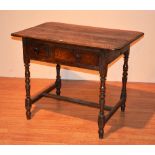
[11,22,144,51]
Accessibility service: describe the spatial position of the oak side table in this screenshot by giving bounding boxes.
[11,22,144,139]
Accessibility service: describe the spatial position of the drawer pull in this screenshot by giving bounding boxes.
[34,47,39,55]
[75,53,81,60]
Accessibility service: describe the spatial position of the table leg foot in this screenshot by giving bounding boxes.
[121,103,125,112]
[98,112,105,139]
[26,110,31,120]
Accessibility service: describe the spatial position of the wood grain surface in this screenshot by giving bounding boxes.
[0,78,154,144]
[11,22,144,50]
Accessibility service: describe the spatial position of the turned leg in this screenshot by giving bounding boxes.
[55,64,61,96]
[98,64,107,139]
[24,62,31,119]
[120,50,129,112]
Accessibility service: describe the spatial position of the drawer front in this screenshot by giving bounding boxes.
[54,47,76,63]
[28,40,51,61]
[54,47,99,67]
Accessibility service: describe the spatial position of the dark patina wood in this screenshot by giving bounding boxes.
[23,38,31,120]
[120,50,130,112]
[44,93,112,111]
[12,22,143,50]
[98,54,107,138]
[11,22,144,139]
[55,64,61,96]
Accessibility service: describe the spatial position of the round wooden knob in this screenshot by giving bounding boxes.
[75,53,81,60]
[34,47,39,55]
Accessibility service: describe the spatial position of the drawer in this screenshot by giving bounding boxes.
[54,46,99,67]
[27,40,51,60]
